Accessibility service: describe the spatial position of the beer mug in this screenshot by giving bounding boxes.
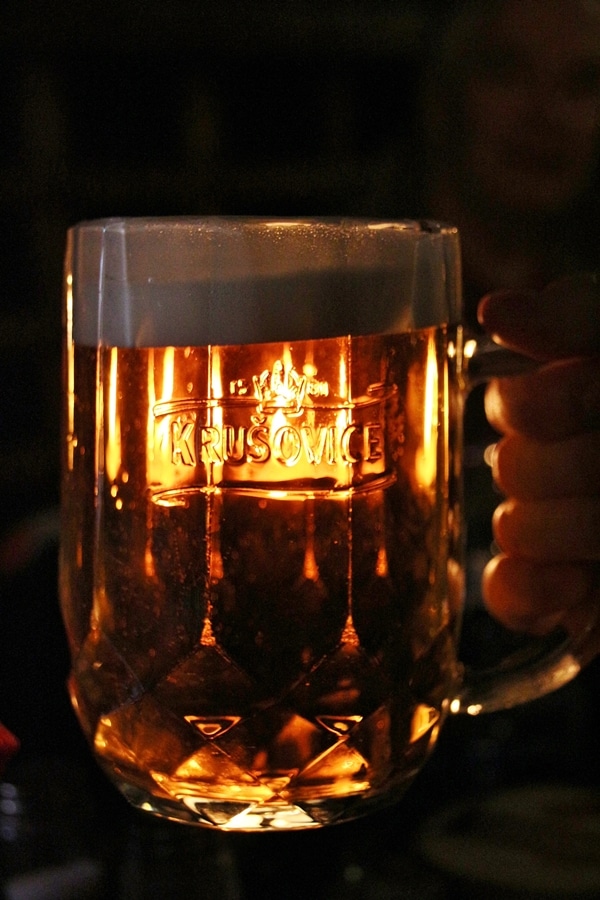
[60,218,591,831]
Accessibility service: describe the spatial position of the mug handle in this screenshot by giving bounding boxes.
[451,335,599,715]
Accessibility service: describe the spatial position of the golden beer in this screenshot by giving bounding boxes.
[61,217,592,831]
[60,325,464,829]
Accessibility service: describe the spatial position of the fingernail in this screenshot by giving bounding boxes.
[477,290,536,330]
[491,499,518,552]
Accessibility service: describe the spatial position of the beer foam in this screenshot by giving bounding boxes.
[68,218,460,347]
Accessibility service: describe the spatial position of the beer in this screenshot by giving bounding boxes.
[60,325,464,829]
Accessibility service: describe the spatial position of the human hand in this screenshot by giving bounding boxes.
[477,273,600,664]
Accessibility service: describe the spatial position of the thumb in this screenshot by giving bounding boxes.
[478,273,600,361]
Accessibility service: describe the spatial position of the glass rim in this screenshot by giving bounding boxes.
[65,215,462,346]
[68,215,459,237]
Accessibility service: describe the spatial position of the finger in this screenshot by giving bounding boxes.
[482,554,599,637]
[485,356,600,440]
[493,497,600,561]
[478,273,600,361]
[492,432,600,500]
[482,554,590,629]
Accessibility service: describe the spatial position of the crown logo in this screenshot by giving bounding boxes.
[253,359,307,417]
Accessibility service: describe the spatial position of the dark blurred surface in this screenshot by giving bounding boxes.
[2,2,600,897]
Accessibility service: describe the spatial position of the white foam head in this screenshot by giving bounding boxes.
[66,217,461,347]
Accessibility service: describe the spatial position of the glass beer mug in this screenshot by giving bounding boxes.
[60,218,590,831]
